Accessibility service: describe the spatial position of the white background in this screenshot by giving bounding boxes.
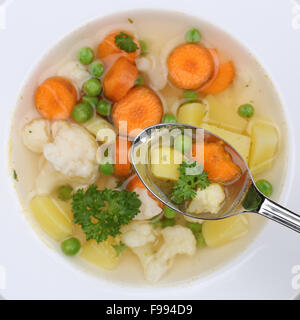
[0,0,300,300]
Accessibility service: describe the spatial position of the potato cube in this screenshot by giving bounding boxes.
[249,122,278,175]
[30,196,73,241]
[202,215,249,248]
[80,238,119,270]
[201,123,251,163]
[151,147,183,181]
[205,95,248,133]
[177,102,207,127]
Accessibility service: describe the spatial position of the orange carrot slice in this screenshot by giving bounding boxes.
[199,61,235,94]
[192,142,241,183]
[114,136,132,178]
[103,57,138,102]
[168,44,214,90]
[127,175,164,208]
[197,48,220,92]
[35,77,77,120]
[112,86,163,138]
[97,31,140,64]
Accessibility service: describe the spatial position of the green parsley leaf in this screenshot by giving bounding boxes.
[13,170,18,181]
[171,161,210,205]
[112,241,127,257]
[72,185,141,243]
[115,32,138,53]
[128,18,134,24]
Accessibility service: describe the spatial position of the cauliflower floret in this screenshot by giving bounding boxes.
[121,221,157,248]
[133,188,162,221]
[22,119,51,153]
[43,121,98,182]
[35,160,95,195]
[57,60,90,90]
[132,225,196,283]
[136,54,167,91]
[187,183,225,215]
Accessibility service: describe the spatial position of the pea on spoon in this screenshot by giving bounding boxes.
[131,123,300,233]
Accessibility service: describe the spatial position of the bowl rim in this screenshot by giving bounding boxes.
[0,5,298,300]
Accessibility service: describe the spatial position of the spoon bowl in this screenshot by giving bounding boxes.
[131,123,300,233]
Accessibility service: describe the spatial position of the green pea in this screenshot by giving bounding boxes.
[99,163,114,175]
[72,103,94,123]
[161,218,176,228]
[61,238,81,256]
[89,60,104,78]
[78,47,94,65]
[96,99,112,116]
[162,114,177,123]
[242,184,263,211]
[185,28,202,43]
[139,40,148,55]
[57,185,73,201]
[83,78,102,97]
[135,75,144,86]
[174,134,192,153]
[183,90,198,101]
[256,179,273,197]
[186,222,202,234]
[163,206,177,219]
[238,104,255,118]
[82,96,99,108]
[195,232,206,248]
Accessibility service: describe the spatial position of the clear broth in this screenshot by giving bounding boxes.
[10,9,289,286]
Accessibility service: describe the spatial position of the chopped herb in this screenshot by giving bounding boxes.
[139,40,148,55]
[28,130,32,134]
[128,18,134,24]
[13,170,18,181]
[171,161,210,205]
[115,32,138,53]
[72,185,141,243]
[116,179,126,188]
[112,241,127,257]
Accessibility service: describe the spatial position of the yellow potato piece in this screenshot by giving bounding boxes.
[249,122,278,175]
[82,115,116,144]
[202,215,249,248]
[80,238,119,270]
[177,102,206,127]
[205,95,248,133]
[151,147,184,181]
[201,123,251,163]
[30,196,73,241]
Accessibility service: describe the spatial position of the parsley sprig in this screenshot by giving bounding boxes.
[72,185,141,243]
[112,241,127,257]
[115,32,138,53]
[171,161,211,205]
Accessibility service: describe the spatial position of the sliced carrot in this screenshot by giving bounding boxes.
[199,61,235,94]
[127,175,164,208]
[97,31,140,64]
[112,86,163,138]
[192,142,241,183]
[198,48,220,92]
[103,57,138,102]
[35,77,77,120]
[114,136,132,178]
[168,44,214,90]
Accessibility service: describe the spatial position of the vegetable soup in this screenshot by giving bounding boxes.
[10,10,289,285]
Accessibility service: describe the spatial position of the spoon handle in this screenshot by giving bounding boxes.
[258,198,300,233]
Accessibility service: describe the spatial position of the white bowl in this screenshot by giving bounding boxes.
[1,0,300,300]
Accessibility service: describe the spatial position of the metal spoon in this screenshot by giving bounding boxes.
[130,123,300,233]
